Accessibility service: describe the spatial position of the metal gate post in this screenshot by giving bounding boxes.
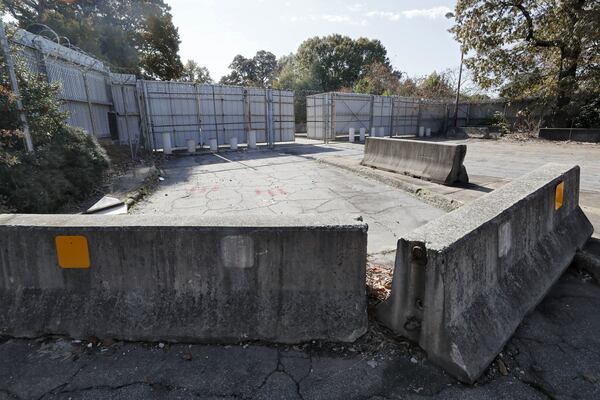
[389,97,395,138]
[323,93,329,144]
[243,89,250,143]
[193,84,203,146]
[330,92,336,142]
[416,99,423,135]
[369,95,375,137]
[211,85,219,151]
[265,89,274,149]
[141,80,157,152]
[82,71,98,137]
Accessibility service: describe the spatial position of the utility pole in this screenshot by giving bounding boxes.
[0,20,34,153]
[453,51,464,128]
[445,11,464,130]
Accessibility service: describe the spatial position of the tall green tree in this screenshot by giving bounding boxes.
[353,62,403,96]
[220,50,277,87]
[418,71,455,99]
[2,0,184,80]
[138,12,183,80]
[295,35,391,91]
[181,60,213,84]
[451,0,600,126]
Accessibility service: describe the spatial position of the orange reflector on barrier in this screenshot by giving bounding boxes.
[55,236,90,269]
[555,182,564,210]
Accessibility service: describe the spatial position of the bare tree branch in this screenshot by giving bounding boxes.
[501,1,564,48]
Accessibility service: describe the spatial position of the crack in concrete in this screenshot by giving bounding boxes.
[35,362,89,400]
[519,376,557,400]
[52,380,244,400]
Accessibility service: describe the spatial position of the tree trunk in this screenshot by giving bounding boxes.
[553,49,579,127]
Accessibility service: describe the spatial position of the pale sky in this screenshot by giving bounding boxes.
[170,0,461,81]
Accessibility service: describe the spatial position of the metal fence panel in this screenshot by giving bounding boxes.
[141,81,294,151]
[306,92,529,140]
[11,28,116,139]
[110,73,141,150]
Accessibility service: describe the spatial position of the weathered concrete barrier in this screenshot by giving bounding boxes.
[377,164,593,383]
[361,137,469,185]
[0,214,368,343]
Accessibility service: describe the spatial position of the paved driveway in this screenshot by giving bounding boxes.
[133,147,445,255]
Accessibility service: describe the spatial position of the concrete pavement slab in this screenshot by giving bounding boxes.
[133,150,445,255]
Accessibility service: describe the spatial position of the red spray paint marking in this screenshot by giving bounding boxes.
[190,186,206,193]
[255,189,262,196]
[267,190,275,197]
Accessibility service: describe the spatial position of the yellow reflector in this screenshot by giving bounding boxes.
[55,236,90,269]
[555,182,564,210]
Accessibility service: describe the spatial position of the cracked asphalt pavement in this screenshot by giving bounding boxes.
[1,270,598,399]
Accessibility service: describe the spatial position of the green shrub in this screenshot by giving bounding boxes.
[492,111,511,136]
[1,33,110,213]
[0,125,109,213]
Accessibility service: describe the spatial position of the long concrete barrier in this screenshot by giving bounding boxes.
[376,164,593,382]
[361,137,469,185]
[0,214,368,343]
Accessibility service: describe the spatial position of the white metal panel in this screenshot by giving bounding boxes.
[142,81,294,151]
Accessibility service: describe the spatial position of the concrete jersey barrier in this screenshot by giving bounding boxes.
[361,137,469,185]
[376,163,593,382]
[0,214,368,343]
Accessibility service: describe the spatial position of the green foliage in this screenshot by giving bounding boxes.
[138,12,183,80]
[573,94,600,128]
[451,0,600,126]
[181,60,213,84]
[294,35,391,92]
[1,126,109,213]
[353,62,402,96]
[3,0,184,80]
[0,46,109,213]
[220,50,278,87]
[419,71,455,99]
[492,111,510,135]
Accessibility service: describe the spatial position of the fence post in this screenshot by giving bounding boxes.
[265,89,274,149]
[211,85,219,151]
[194,84,203,145]
[416,99,423,135]
[321,93,330,144]
[243,89,250,143]
[369,95,375,136]
[82,71,98,136]
[330,92,336,142]
[0,20,34,153]
[141,80,157,152]
[389,97,395,138]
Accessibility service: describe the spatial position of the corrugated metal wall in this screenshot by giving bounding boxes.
[140,81,294,150]
[11,29,114,138]
[306,92,526,140]
[10,29,296,153]
[110,73,142,151]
